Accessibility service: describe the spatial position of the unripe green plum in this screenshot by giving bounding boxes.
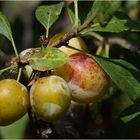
[30,75,71,122]
[53,52,110,104]
[0,79,29,126]
[48,32,87,56]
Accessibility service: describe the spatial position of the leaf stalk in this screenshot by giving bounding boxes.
[74,0,79,29]
[17,67,22,82]
[11,37,19,58]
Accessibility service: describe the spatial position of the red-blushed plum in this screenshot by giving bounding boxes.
[53,52,110,103]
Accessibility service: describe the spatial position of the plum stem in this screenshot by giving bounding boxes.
[74,0,79,30]
[0,64,17,75]
[105,43,110,58]
[11,37,19,58]
[17,67,22,82]
[96,46,103,55]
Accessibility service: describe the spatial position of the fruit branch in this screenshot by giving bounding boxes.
[90,34,140,54]
[48,32,76,48]
[107,37,140,51]
[80,31,104,42]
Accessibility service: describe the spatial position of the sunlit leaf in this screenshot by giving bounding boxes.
[35,2,64,30]
[91,55,140,101]
[91,15,140,32]
[29,48,68,71]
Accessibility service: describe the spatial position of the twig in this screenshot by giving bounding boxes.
[80,32,104,42]
[0,65,17,75]
[48,32,76,48]
[40,35,48,48]
[107,37,140,51]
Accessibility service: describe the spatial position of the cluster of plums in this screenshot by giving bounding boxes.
[0,34,109,126]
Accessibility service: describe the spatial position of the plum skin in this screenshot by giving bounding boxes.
[53,52,110,104]
[0,79,29,126]
[59,36,88,56]
[30,75,71,122]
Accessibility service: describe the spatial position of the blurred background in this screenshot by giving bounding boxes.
[0,1,140,139]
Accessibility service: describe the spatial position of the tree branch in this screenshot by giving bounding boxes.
[47,32,76,48]
[107,37,140,51]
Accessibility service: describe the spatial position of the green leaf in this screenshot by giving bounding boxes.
[68,1,121,27]
[110,47,140,70]
[90,16,128,32]
[119,104,140,118]
[0,12,13,41]
[29,48,69,71]
[0,114,28,139]
[91,55,140,101]
[89,15,140,33]
[35,2,64,31]
[93,1,121,26]
[0,12,18,57]
[121,111,140,123]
